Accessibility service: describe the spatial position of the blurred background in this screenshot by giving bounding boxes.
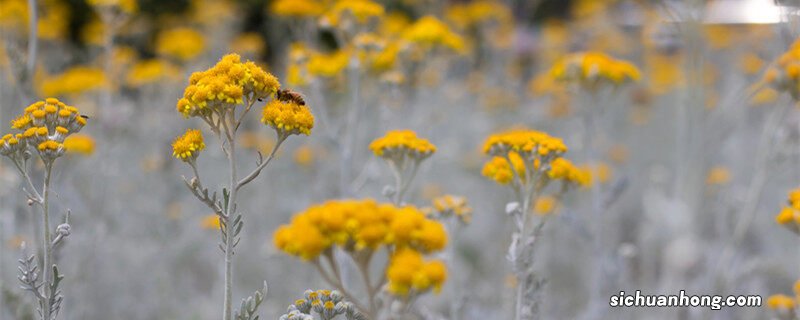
[2,0,800,319]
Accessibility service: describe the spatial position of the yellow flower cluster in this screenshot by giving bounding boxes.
[200,214,222,230]
[230,32,266,56]
[0,98,87,161]
[446,0,513,28]
[156,27,206,61]
[705,166,731,186]
[481,155,516,185]
[274,199,447,260]
[87,0,138,14]
[767,294,796,310]
[63,134,96,156]
[533,196,558,215]
[286,289,362,319]
[776,188,800,234]
[427,195,472,224]
[386,249,446,296]
[40,66,106,97]
[767,279,800,319]
[176,53,280,119]
[270,0,324,18]
[307,49,350,78]
[126,59,179,87]
[328,0,384,25]
[549,158,591,186]
[551,52,641,88]
[481,129,590,187]
[483,129,567,158]
[402,16,465,53]
[172,129,205,162]
[261,100,315,136]
[764,39,800,100]
[369,130,436,161]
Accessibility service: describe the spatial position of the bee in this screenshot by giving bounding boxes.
[79,115,90,120]
[275,89,306,106]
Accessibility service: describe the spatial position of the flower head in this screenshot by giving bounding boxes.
[274,199,447,260]
[87,0,137,14]
[177,54,281,121]
[261,99,314,136]
[40,66,106,97]
[63,134,95,156]
[764,38,800,100]
[1,98,87,162]
[156,27,206,61]
[402,15,465,53]
[551,51,640,89]
[172,129,205,162]
[482,129,567,158]
[200,214,222,230]
[370,130,436,161]
[386,249,447,296]
[270,0,324,17]
[427,195,472,224]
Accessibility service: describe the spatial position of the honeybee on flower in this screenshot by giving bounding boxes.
[172,53,313,320]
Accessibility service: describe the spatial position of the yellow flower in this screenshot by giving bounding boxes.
[750,87,778,107]
[172,129,205,162]
[776,187,800,235]
[483,128,567,157]
[586,162,612,184]
[548,158,591,187]
[386,249,446,296]
[705,166,731,186]
[739,52,764,75]
[307,50,350,78]
[261,100,314,136]
[763,38,800,99]
[2,98,87,161]
[429,195,472,224]
[481,156,513,185]
[200,214,221,230]
[0,0,28,31]
[270,0,324,17]
[274,199,447,260]
[126,59,180,87]
[369,130,436,160]
[533,196,558,215]
[40,66,106,97]
[645,53,683,95]
[551,51,640,89]
[293,145,315,167]
[766,294,796,310]
[156,27,206,61]
[87,0,137,14]
[63,134,95,155]
[403,16,465,53]
[328,0,384,24]
[177,53,281,119]
[37,2,70,40]
[230,32,266,56]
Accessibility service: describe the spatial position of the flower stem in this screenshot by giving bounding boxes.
[41,162,53,320]
[223,116,237,320]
